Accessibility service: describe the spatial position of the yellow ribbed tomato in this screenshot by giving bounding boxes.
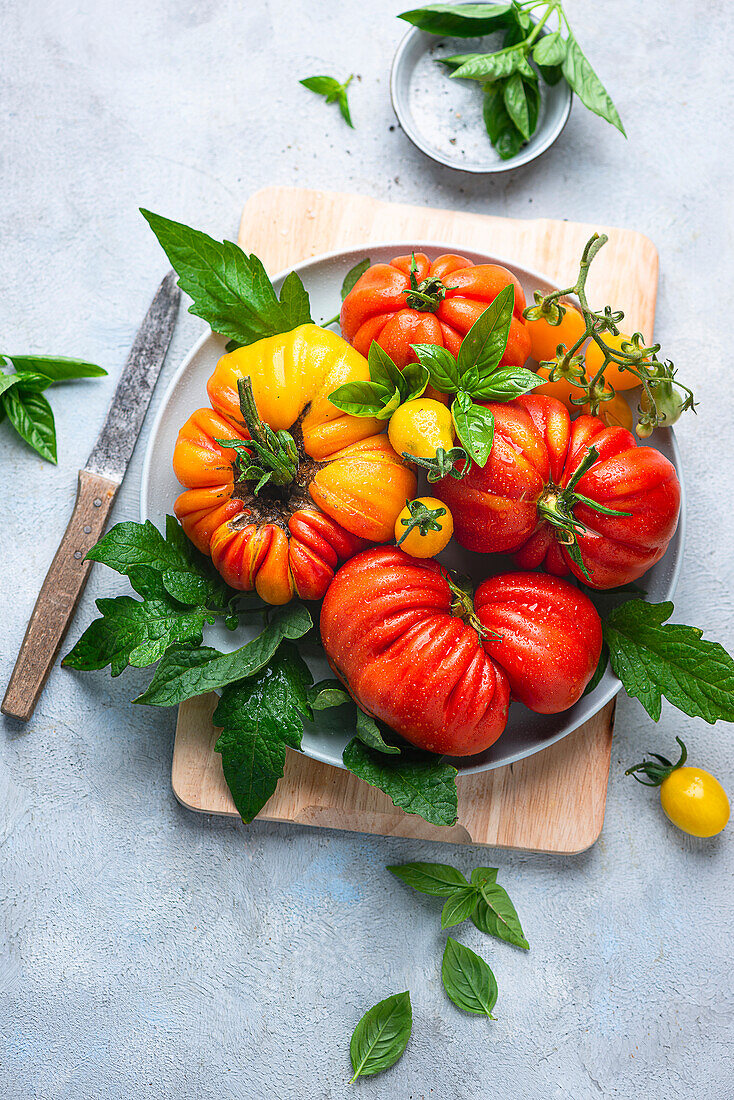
[173,324,416,604]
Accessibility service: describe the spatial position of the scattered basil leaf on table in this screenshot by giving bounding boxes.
[300,74,355,128]
[441,938,498,1018]
[471,879,529,949]
[342,740,458,827]
[214,642,313,824]
[3,355,107,382]
[603,600,734,723]
[2,388,58,464]
[141,209,313,347]
[349,991,412,1082]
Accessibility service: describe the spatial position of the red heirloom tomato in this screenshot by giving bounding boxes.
[434,394,681,590]
[474,573,602,714]
[340,253,532,371]
[320,549,604,756]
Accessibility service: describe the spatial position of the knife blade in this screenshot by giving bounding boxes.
[2,271,181,721]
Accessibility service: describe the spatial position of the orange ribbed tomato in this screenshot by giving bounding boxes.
[172,324,416,604]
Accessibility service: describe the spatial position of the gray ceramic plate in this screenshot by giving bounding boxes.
[140,242,685,774]
[390,21,572,172]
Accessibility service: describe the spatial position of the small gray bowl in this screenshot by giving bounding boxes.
[390,20,572,173]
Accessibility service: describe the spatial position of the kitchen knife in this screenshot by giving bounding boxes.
[2,271,181,721]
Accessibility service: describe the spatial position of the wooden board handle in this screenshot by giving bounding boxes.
[2,469,119,722]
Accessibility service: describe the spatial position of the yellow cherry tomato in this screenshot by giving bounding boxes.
[627,738,730,838]
[585,332,649,392]
[388,398,455,461]
[527,303,586,364]
[394,497,453,558]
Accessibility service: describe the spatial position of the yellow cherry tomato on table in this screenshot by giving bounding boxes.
[394,497,454,558]
[585,331,649,392]
[388,398,455,460]
[626,737,730,838]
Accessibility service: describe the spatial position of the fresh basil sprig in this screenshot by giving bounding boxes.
[300,73,355,128]
[141,210,312,349]
[399,1,625,160]
[0,354,106,463]
[329,340,429,420]
[388,861,529,948]
[349,991,412,1082]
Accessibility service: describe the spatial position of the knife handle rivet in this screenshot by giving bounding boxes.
[74,551,83,560]
[93,498,102,507]
[83,525,92,534]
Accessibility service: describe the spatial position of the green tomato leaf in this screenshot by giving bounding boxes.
[471,880,529,949]
[441,938,498,1017]
[214,642,313,823]
[532,31,567,67]
[411,343,462,394]
[141,209,312,345]
[398,3,512,37]
[441,886,481,929]
[2,387,57,463]
[470,366,544,401]
[387,861,470,897]
[341,257,370,300]
[63,567,212,677]
[4,355,106,382]
[451,392,495,467]
[503,71,531,139]
[343,740,458,827]
[308,679,352,710]
[277,270,312,332]
[134,603,313,706]
[603,600,734,723]
[457,283,514,380]
[354,709,401,755]
[349,991,412,1082]
[562,33,626,136]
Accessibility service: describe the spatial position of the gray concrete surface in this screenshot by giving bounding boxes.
[1,1,733,1096]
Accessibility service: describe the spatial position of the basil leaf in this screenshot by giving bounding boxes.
[483,85,524,159]
[532,30,567,67]
[412,344,462,394]
[214,642,313,823]
[449,46,527,83]
[349,991,412,1082]
[308,679,352,710]
[470,867,498,888]
[4,355,106,382]
[343,740,458,827]
[524,75,541,135]
[457,283,514,380]
[87,517,226,607]
[562,33,626,136]
[63,567,212,676]
[141,209,312,345]
[355,709,401,755]
[603,600,734,723]
[441,886,480,929]
[537,61,563,85]
[398,3,512,37]
[400,361,430,402]
[2,387,57,463]
[327,379,396,419]
[388,861,470,897]
[503,71,531,140]
[470,366,544,401]
[441,938,498,1017]
[0,373,21,399]
[472,881,529,949]
[368,341,405,394]
[300,74,354,128]
[134,603,313,706]
[451,392,494,467]
[495,116,526,159]
[341,257,370,300]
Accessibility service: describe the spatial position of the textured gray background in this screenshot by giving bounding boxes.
[1,1,733,1097]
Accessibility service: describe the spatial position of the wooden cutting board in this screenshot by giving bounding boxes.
[171,186,659,854]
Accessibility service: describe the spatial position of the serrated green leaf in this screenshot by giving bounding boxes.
[387,861,469,897]
[141,209,312,345]
[277,270,312,331]
[214,642,313,823]
[441,886,480,929]
[603,600,734,723]
[442,938,498,1017]
[349,991,412,1082]
[562,33,626,136]
[343,740,458,827]
[134,603,313,706]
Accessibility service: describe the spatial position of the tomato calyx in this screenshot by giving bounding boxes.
[625,736,687,787]
[395,499,447,547]
[445,572,499,641]
[404,254,447,313]
[217,376,300,496]
[402,445,468,482]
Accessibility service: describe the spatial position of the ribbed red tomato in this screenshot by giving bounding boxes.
[320,548,603,756]
[434,394,681,589]
[339,253,531,370]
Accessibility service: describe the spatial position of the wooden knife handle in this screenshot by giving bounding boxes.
[2,469,119,722]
